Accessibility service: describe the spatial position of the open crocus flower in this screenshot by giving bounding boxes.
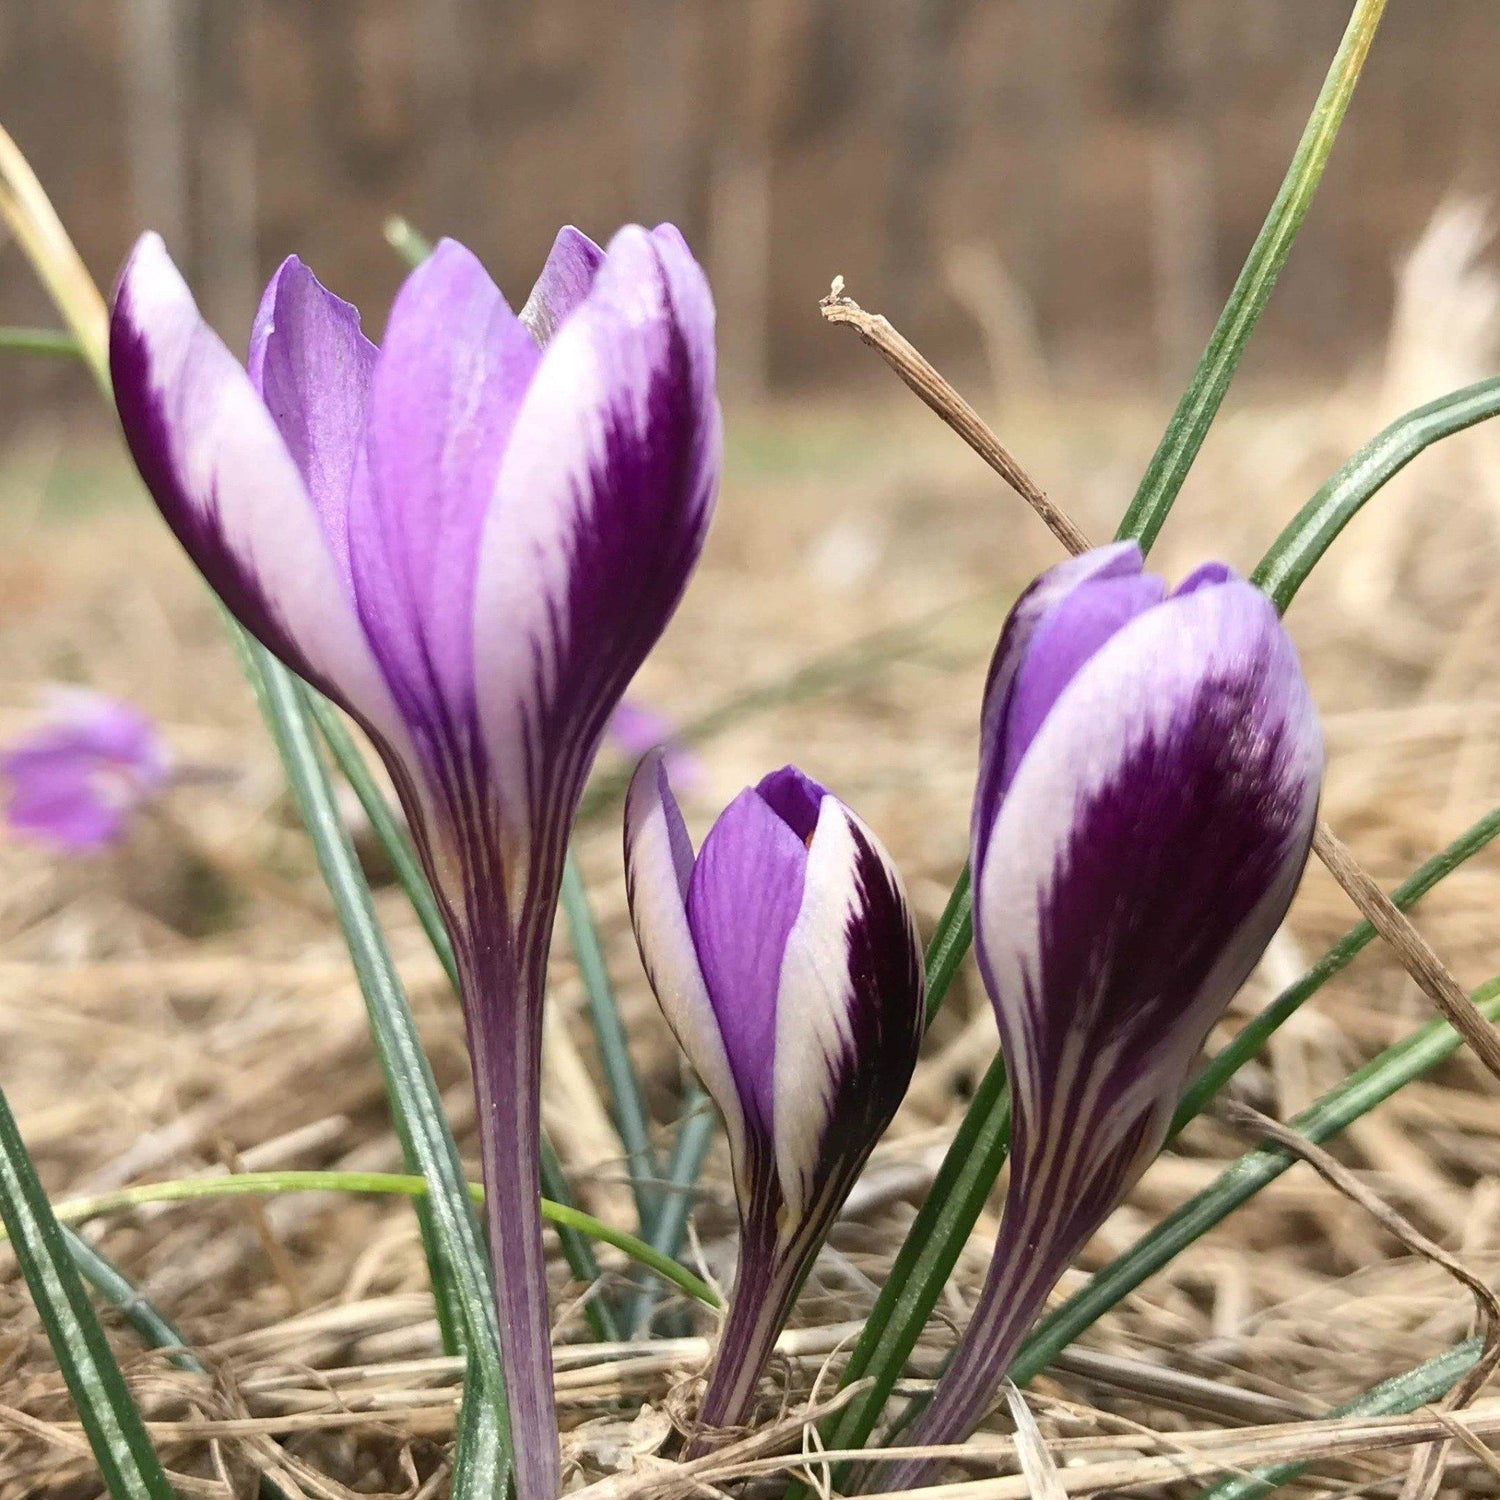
[880,543,1323,1489]
[625,752,924,1443]
[110,224,720,1500]
[2,689,169,852]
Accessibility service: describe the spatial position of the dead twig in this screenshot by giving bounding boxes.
[819,278,1091,555]
[1224,1102,1500,1500]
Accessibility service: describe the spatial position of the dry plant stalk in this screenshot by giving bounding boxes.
[1224,1102,1500,1500]
[1312,821,1500,1081]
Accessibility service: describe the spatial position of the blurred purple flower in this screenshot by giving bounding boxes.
[880,543,1324,1488]
[2,689,169,853]
[110,223,720,1497]
[625,752,924,1441]
[608,698,702,787]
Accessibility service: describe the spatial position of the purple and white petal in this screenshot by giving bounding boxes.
[519,225,605,345]
[972,541,1146,871]
[771,796,924,1225]
[110,234,411,759]
[624,751,746,1166]
[247,256,376,583]
[474,224,720,894]
[976,574,1321,1129]
[351,239,542,725]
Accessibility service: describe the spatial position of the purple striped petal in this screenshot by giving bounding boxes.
[973,541,1146,871]
[247,256,376,586]
[772,797,924,1223]
[519,225,605,345]
[623,750,746,1166]
[686,785,809,1133]
[109,234,411,757]
[351,239,542,729]
[473,223,719,896]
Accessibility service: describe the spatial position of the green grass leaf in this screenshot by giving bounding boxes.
[562,850,662,1232]
[35,1169,719,1310]
[0,1085,175,1500]
[1190,1338,1482,1500]
[1116,0,1387,553]
[1253,376,1500,611]
[247,658,509,1493]
[0,324,82,358]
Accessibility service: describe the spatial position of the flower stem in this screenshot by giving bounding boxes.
[691,1223,804,1453]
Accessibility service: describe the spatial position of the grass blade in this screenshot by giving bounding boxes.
[0,1084,175,1500]
[1253,376,1500,611]
[562,850,661,1232]
[36,1169,720,1310]
[0,325,82,358]
[626,1089,718,1335]
[1191,1338,1483,1500]
[1010,972,1500,1384]
[1115,0,1387,553]
[252,658,509,1494]
[923,866,973,1025]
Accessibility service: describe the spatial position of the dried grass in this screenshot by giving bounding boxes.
[2,206,1500,1495]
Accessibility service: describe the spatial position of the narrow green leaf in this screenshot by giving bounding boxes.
[37,1169,719,1310]
[0,325,82,358]
[62,1231,299,1500]
[1116,0,1387,553]
[562,850,661,1231]
[249,658,509,1493]
[626,1089,718,1335]
[0,1085,175,1500]
[923,866,973,1025]
[1010,973,1500,1384]
[1253,376,1500,611]
[306,692,457,981]
[310,693,619,1341]
[1192,1337,1483,1500]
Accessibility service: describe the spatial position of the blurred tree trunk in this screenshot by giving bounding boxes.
[188,0,258,336]
[419,0,480,243]
[121,0,189,255]
[706,0,800,401]
[627,0,695,228]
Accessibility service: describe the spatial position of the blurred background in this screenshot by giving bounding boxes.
[7,8,1500,1490]
[4,1,1500,410]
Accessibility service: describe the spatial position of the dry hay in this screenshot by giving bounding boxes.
[2,214,1500,1496]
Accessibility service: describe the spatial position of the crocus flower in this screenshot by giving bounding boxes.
[608,697,702,788]
[110,224,720,1499]
[2,689,169,852]
[879,543,1322,1488]
[625,752,924,1443]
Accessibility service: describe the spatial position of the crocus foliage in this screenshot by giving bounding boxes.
[1,688,168,852]
[625,753,925,1441]
[878,542,1324,1489]
[110,224,720,1500]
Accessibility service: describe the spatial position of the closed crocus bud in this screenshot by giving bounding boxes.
[881,543,1323,1489]
[625,752,924,1442]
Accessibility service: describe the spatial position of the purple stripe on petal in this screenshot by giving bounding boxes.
[109,234,411,758]
[247,256,376,589]
[519,225,605,345]
[352,238,542,727]
[473,223,719,913]
[686,787,807,1133]
[972,541,1144,874]
[755,764,826,843]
